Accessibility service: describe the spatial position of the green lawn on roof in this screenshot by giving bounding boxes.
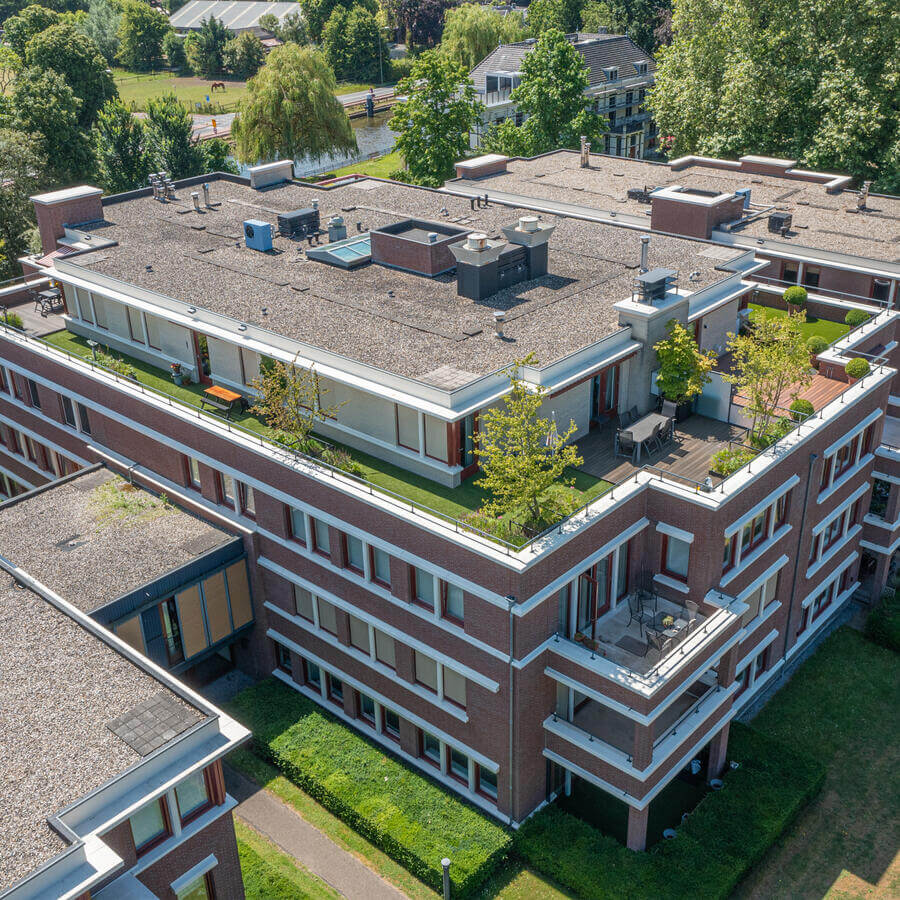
[40,328,612,527]
[748,303,851,344]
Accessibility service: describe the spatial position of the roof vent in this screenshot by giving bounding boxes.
[735,187,751,209]
[428,232,438,243]
[518,216,539,233]
[493,310,505,339]
[328,216,347,242]
[857,180,871,210]
[467,233,487,250]
[768,211,792,233]
[191,191,200,211]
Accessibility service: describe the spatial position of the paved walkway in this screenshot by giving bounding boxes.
[226,764,406,900]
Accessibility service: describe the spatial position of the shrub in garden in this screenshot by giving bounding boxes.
[806,335,829,356]
[845,357,870,379]
[710,446,755,476]
[2,312,24,330]
[783,285,807,310]
[789,398,815,421]
[865,588,900,651]
[845,309,869,328]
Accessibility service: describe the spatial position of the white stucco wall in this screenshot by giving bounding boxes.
[319,375,397,445]
[698,298,741,355]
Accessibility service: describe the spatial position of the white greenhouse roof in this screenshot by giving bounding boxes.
[169,0,301,32]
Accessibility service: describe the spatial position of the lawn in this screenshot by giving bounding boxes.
[733,628,900,899]
[40,328,612,537]
[324,150,405,180]
[237,819,339,900]
[748,303,851,344]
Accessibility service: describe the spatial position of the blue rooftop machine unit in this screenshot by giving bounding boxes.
[243,219,273,252]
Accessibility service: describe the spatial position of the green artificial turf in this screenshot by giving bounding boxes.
[748,303,851,345]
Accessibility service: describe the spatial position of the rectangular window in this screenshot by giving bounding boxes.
[312,518,331,557]
[344,534,365,572]
[735,666,750,696]
[288,506,306,544]
[92,294,108,329]
[328,674,344,703]
[723,535,736,572]
[293,585,314,621]
[238,481,255,517]
[275,642,292,674]
[218,473,235,508]
[449,747,469,784]
[662,535,690,580]
[835,441,853,477]
[812,584,833,620]
[160,597,184,665]
[77,403,91,435]
[145,312,162,350]
[359,693,376,723]
[412,567,435,609]
[415,650,438,692]
[441,581,464,622]
[774,491,790,527]
[421,731,441,767]
[443,667,467,708]
[60,396,77,427]
[822,513,845,551]
[186,456,201,489]
[175,770,212,825]
[616,542,629,599]
[753,647,770,678]
[0,366,7,393]
[808,533,821,565]
[304,659,321,689]
[130,798,170,854]
[802,265,820,289]
[349,614,369,652]
[477,765,497,800]
[861,424,875,455]
[317,598,338,634]
[77,288,94,324]
[127,306,145,344]
[382,708,400,739]
[741,510,769,554]
[370,547,391,586]
[374,629,395,668]
[26,378,40,408]
[176,872,214,900]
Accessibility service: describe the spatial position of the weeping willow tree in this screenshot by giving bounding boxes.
[231,43,357,163]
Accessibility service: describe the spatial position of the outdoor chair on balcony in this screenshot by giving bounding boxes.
[684,599,700,633]
[617,410,634,429]
[645,422,663,456]
[647,630,673,657]
[628,405,640,423]
[615,429,637,462]
[627,592,653,636]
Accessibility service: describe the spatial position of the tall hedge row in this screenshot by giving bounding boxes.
[228,678,511,896]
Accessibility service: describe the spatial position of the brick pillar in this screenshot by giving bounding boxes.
[626,805,649,851]
[872,552,892,600]
[329,525,347,569]
[335,609,351,646]
[391,557,412,603]
[343,685,358,719]
[707,721,731,781]
[632,721,654,770]
[717,646,738,687]
[395,643,415,683]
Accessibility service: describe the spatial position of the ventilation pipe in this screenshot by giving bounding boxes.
[493,310,505,339]
[191,191,201,211]
[580,135,591,167]
[640,235,650,273]
[202,183,210,207]
[858,181,872,210]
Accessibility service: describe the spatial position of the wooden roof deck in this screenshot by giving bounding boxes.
[731,372,847,414]
[576,414,748,486]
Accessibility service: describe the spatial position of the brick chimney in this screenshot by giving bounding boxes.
[31,185,104,255]
[649,185,745,240]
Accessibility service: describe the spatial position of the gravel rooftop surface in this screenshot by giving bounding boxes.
[0,576,203,890]
[0,468,231,613]
[464,150,899,262]
[69,176,743,380]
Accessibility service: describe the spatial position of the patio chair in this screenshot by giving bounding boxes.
[617,410,634,429]
[661,399,677,419]
[646,422,663,455]
[684,598,700,633]
[615,429,637,462]
[626,592,653,635]
[648,630,673,656]
[628,405,639,423]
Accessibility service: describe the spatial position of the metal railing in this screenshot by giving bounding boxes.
[753,274,890,309]
[652,683,721,749]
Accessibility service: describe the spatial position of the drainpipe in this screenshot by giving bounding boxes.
[507,594,516,827]
[783,452,818,661]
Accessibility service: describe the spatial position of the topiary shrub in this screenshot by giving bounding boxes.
[710,446,756,476]
[845,309,869,328]
[806,335,829,356]
[783,285,807,310]
[845,357,870,380]
[789,398,815,422]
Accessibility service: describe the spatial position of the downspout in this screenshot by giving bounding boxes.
[507,594,516,827]
[783,452,818,661]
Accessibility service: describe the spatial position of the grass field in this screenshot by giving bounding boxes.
[114,68,382,112]
[734,628,900,899]
[748,303,852,344]
[237,820,339,900]
[325,150,404,180]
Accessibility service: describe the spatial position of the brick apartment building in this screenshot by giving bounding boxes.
[0,153,896,854]
[0,469,250,899]
[469,32,656,158]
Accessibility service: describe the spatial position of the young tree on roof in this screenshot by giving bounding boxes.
[231,43,357,163]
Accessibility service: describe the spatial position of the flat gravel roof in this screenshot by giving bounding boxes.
[69,177,742,380]
[0,468,232,613]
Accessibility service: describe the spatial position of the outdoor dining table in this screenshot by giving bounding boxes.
[629,411,670,462]
[200,385,245,419]
[35,288,62,316]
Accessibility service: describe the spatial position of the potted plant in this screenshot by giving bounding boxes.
[653,320,717,421]
[845,357,870,382]
[806,335,828,368]
[170,362,184,385]
[783,285,807,313]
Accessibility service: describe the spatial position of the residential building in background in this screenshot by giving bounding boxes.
[0,152,895,854]
[469,33,657,158]
[0,467,249,899]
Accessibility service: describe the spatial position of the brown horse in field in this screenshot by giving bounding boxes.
[210,81,226,92]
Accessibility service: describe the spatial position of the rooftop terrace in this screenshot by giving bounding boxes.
[448,150,900,262]
[62,175,743,382]
[0,467,232,613]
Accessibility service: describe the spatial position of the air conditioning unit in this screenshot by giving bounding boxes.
[243,219,273,252]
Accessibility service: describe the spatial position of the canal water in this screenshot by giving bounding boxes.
[234,111,397,178]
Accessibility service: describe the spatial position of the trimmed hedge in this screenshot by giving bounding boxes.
[228,678,511,897]
[865,587,900,652]
[845,309,869,328]
[515,723,825,900]
[845,357,870,379]
[783,285,807,308]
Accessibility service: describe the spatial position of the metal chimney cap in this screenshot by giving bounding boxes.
[493,310,506,322]
[518,216,539,233]
[641,235,650,244]
[427,232,438,243]
[467,233,488,250]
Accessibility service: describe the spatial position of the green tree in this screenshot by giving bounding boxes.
[653,319,716,403]
[474,354,583,528]
[527,0,583,35]
[223,30,264,78]
[396,0,447,49]
[300,0,377,42]
[25,23,116,127]
[260,10,309,44]
[0,47,23,93]
[483,28,606,157]
[143,92,203,177]
[188,15,231,78]
[722,312,813,440]
[0,0,85,22]
[6,68,94,182]
[650,0,898,190]
[323,4,387,83]
[440,3,527,70]
[116,0,170,70]
[199,137,239,174]
[580,0,616,33]
[162,30,188,72]
[80,0,120,63]
[389,50,482,186]
[0,128,45,278]
[92,98,149,192]
[4,4,61,57]
[232,43,357,164]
